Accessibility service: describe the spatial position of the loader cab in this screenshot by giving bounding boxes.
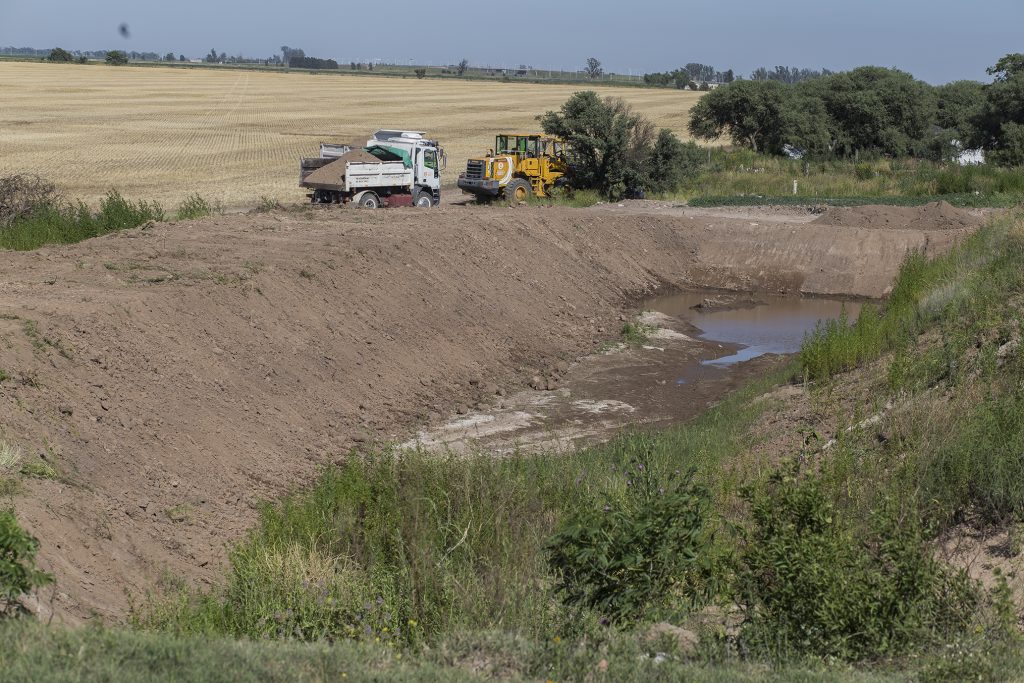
[496,134,544,159]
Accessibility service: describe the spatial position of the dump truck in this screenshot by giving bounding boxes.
[300,130,445,208]
[457,133,568,202]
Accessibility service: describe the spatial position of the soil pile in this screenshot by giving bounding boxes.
[813,201,985,231]
[0,203,979,624]
[303,148,386,187]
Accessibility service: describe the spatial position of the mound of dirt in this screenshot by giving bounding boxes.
[302,148,386,187]
[812,201,986,231]
[0,203,979,624]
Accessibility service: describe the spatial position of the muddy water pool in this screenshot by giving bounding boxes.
[407,292,865,453]
[645,292,863,369]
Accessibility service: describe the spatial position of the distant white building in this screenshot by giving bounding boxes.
[954,144,985,165]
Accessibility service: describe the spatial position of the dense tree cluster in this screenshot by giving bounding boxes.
[540,91,705,199]
[750,65,834,84]
[104,50,128,66]
[688,56,1024,165]
[644,63,734,88]
[46,47,73,63]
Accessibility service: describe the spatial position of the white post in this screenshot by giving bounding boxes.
[793,179,798,195]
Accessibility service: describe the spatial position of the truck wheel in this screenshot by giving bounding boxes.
[414,190,433,208]
[504,178,532,203]
[358,192,380,209]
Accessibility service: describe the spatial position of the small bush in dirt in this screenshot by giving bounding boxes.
[414,68,427,79]
[0,509,53,617]
[256,196,282,212]
[97,190,164,228]
[735,463,979,661]
[620,321,654,346]
[175,194,218,220]
[547,460,717,625]
[0,175,62,228]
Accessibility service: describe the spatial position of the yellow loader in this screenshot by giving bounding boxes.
[457,133,568,202]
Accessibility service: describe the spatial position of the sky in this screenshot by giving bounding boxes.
[1,0,1021,84]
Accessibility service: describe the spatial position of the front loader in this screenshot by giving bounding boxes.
[457,133,568,202]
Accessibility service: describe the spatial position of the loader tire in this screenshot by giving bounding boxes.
[504,178,532,204]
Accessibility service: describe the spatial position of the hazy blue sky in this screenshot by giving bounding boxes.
[2,0,1020,83]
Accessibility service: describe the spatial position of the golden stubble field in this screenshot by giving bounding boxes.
[0,62,704,209]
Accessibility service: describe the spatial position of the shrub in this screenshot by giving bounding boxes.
[620,321,654,346]
[0,510,53,617]
[0,174,61,227]
[547,463,716,624]
[176,194,217,220]
[735,465,978,660]
[0,190,165,251]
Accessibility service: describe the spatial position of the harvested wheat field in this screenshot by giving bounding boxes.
[0,62,701,209]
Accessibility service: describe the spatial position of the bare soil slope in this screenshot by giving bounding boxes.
[0,203,978,623]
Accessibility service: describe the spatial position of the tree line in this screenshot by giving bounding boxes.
[688,55,1024,165]
[642,63,831,89]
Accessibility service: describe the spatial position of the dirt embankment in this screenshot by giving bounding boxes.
[0,202,979,623]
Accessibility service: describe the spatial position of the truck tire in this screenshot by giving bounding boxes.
[504,178,532,203]
[358,192,380,209]
[414,189,433,208]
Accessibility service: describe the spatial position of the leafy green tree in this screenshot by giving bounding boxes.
[414,68,427,79]
[688,79,790,153]
[805,67,936,157]
[163,52,175,62]
[456,58,469,76]
[1,510,54,617]
[104,50,128,66]
[644,130,705,193]
[935,80,984,140]
[585,57,603,80]
[539,91,656,199]
[46,47,73,63]
[972,54,1024,165]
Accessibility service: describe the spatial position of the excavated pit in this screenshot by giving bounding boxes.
[0,201,986,623]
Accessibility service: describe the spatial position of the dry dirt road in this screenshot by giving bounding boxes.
[0,201,982,623]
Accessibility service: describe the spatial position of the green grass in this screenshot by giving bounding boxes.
[524,189,603,208]
[18,460,58,480]
[0,190,222,251]
[688,193,1022,208]
[799,214,1023,383]
[0,619,927,683]
[621,321,655,345]
[670,148,1024,207]
[799,210,1024,534]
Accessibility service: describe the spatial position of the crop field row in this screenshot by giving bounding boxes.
[0,62,702,209]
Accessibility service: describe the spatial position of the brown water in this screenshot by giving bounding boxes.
[645,292,863,367]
